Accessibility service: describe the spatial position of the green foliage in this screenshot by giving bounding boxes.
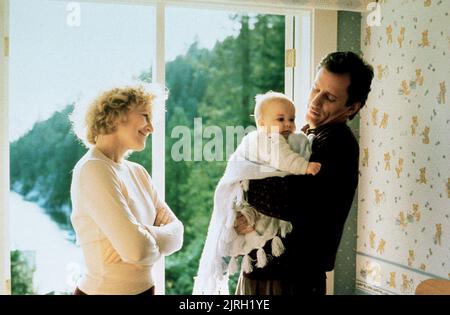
[10,105,87,233]
[162,14,285,294]
[11,250,36,295]
[10,14,285,295]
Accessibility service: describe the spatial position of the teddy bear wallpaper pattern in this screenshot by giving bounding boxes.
[356,0,449,295]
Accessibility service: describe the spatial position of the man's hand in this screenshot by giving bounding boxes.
[234,212,255,235]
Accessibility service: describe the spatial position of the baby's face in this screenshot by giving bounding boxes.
[259,99,296,138]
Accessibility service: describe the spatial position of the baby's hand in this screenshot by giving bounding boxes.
[234,212,255,235]
[306,162,321,175]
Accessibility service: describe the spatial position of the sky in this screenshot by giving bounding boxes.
[9,0,241,141]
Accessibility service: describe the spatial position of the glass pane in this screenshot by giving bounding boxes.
[165,7,285,294]
[9,0,155,295]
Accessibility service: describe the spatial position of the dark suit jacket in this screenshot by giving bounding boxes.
[244,122,359,282]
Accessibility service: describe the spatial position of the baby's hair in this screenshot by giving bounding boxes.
[253,91,295,126]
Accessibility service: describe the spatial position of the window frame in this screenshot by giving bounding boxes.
[0,0,11,296]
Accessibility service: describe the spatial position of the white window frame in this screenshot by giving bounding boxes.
[285,13,313,133]
[152,1,166,294]
[0,0,11,296]
[1,0,337,295]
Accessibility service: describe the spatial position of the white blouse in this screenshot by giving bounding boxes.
[70,147,183,294]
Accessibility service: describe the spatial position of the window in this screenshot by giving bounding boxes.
[8,0,155,294]
[1,0,313,295]
[165,7,288,294]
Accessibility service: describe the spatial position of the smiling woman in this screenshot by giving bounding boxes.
[79,86,155,161]
[69,86,184,295]
[6,0,160,294]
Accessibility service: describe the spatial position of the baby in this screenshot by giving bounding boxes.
[241,91,321,176]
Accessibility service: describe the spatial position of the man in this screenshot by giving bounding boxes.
[235,51,374,295]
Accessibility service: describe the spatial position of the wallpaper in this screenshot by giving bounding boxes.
[357,0,449,295]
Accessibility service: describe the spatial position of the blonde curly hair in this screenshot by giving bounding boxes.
[75,86,155,146]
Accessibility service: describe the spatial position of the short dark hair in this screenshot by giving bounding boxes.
[318,51,374,120]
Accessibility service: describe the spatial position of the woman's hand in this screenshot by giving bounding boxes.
[154,206,174,226]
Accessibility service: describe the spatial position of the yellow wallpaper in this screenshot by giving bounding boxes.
[357,0,449,295]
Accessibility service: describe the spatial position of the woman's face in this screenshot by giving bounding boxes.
[116,105,153,152]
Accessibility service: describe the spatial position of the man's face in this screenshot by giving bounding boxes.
[305,68,360,128]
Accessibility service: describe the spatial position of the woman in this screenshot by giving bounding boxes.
[70,86,183,295]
